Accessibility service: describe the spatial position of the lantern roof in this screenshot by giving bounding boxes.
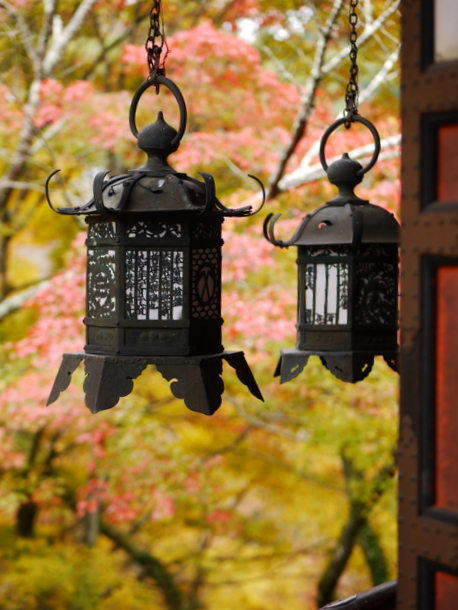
[46,78,265,220]
[265,144,399,248]
[86,167,213,215]
[275,200,399,247]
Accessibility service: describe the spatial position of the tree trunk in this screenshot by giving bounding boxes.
[359,521,390,586]
[0,206,12,300]
[316,501,366,607]
[16,501,38,538]
[99,519,185,610]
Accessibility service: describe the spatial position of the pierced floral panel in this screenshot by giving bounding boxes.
[125,249,184,321]
[191,248,221,319]
[191,221,221,240]
[355,258,398,326]
[303,245,351,258]
[304,262,349,325]
[87,248,117,318]
[87,222,117,242]
[125,220,181,240]
[359,244,393,258]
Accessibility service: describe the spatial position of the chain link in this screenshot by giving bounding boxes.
[344,0,359,126]
[145,0,169,82]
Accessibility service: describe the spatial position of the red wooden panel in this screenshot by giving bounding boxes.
[438,125,458,202]
[435,571,458,609]
[435,266,458,511]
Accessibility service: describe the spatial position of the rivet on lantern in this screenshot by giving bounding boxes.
[264,115,399,384]
[45,73,265,415]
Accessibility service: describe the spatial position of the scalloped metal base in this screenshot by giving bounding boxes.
[47,351,263,416]
[274,348,398,384]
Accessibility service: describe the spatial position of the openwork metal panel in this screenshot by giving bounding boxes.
[300,244,397,330]
[304,261,349,325]
[87,221,117,243]
[191,221,220,240]
[87,248,117,318]
[191,247,221,320]
[301,246,350,330]
[399,1,458,609]
[125,248,184,321]
[125,220,182,241]
[354,244,398,327]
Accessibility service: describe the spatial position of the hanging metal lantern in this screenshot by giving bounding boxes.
[264,116,399,383]
[46,75,264,415]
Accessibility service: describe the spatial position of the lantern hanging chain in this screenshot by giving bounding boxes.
[344,0,359,127]
[145,0,169,83]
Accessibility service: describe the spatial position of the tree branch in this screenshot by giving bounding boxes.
[278,134,400,191]
[99,520,185,610]
[267,0,400,199]
[359,521,389,586]
[267,0,345,199]
[229,395,307,441]
[316,452,396,607]
[320,0,400,76]
[358,46,400,105]
[316,497,367,607]
[276,43,401,193]
[37,0,58,67]
[0,279,50,320]
[1,1,40,76]
[42,0,99,76]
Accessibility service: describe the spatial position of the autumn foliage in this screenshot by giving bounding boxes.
[0,1,400,608]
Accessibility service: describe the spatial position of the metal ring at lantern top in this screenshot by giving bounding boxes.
[319,115,381,176]
[129,75,187,147]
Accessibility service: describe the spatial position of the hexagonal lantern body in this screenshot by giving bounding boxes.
[85,210,223,358]
[293,200,399,381]
[265,123,399,383]
[46,77,264,415]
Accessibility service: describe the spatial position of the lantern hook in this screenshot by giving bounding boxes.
[198,172,217,216]
[246,174,266,216]
[129,75,187,148]
[263,213,290,247]
[319,115,381,177]
[93,171,113,215]
[45,169,98,216]
[45,169,62,213]
[213,175,266,217]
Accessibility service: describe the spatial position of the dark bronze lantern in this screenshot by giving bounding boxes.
[46,76,264,415]
[264,116,399,383]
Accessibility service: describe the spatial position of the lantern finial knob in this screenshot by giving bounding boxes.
[137,111,178,157]
[326,153,366,205]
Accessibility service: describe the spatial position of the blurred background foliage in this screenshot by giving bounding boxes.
[0,0,399,608]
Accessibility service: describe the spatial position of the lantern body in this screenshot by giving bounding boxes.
[85,214,223,357]
[298,242,398,354]
[265,149,400,383]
